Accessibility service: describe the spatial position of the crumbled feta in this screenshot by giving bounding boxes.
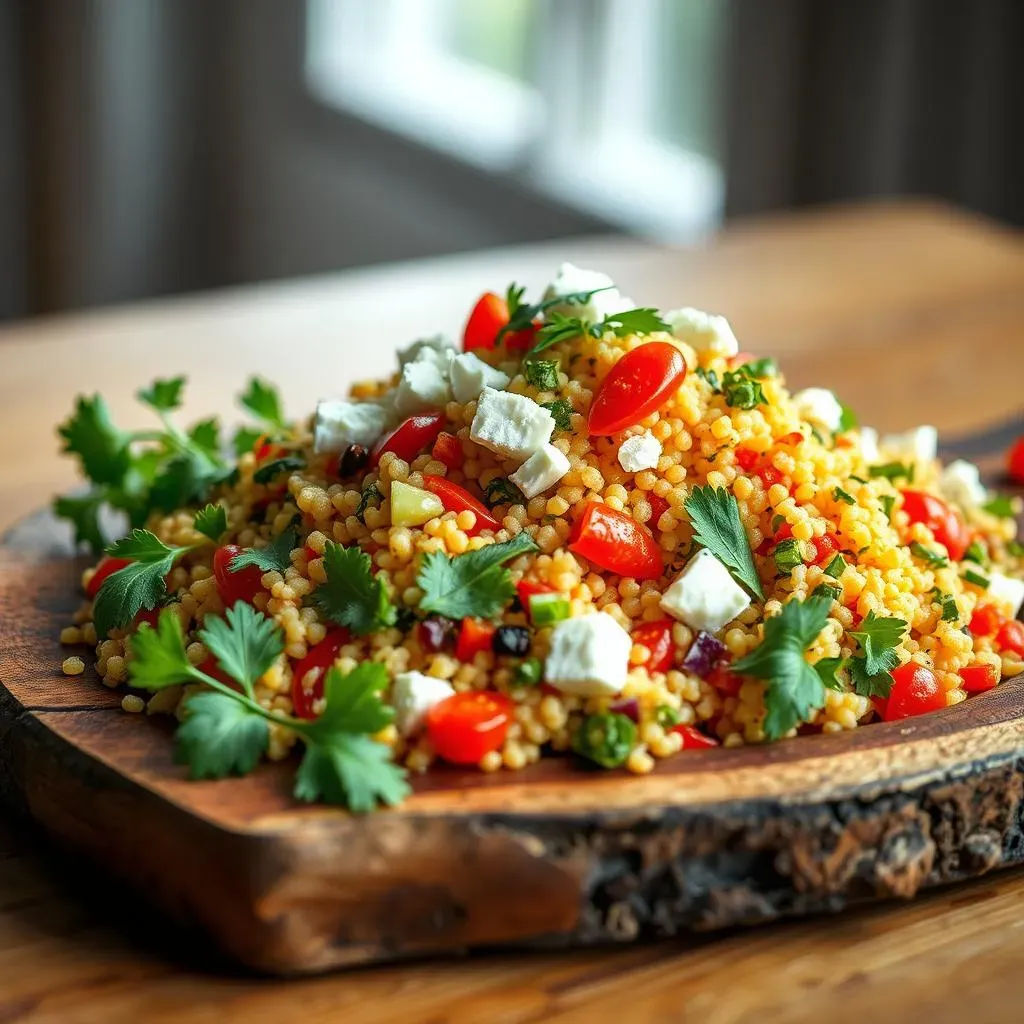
[659,549,751,634]
[988,572,1024,619]
[449,351,511,404]
[510,443,570,499]
[470,386,555,460]
[394,357,451,415]
[543,263,633,323]
[880,425,938,465]
[662,307,739,359]
[939,459,987,508]
[544,613,632,697]
[617,432,662,473]
[313,399,388,455]
[859,426,881,463]
[397,334,455,369]
[793,388,844,434]
[391,671,455,737]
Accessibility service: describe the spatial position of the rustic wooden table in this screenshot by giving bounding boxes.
[1,202,1023,1022]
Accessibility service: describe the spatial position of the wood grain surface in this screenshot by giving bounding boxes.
[2,202,1024,1021]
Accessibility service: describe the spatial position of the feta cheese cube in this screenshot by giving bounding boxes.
[617,432,662,473]
[659,549,751,634]
[793,388,844,434]
[663,307,739,359]
[859,426,880,463]
[449,351,511,404]
[544,612,632,697]
[543,263,632,323]
[880,425,938,466]
[939,459,987,508]
[397,334,455,369]
[313,399,388,455]
[394,357,451,415]
[988,572,1024,619]
[470,386,555,460]
[391,671,455,737]
[510,443,570,498]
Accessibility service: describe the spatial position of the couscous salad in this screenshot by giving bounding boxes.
[54,265,1024,811]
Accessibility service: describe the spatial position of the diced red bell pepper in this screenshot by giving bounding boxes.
[631,619,675,673]
[734,447,759,471]
[757,464,783,489]
[672,724,720,749]
[371,412,446,467]
[959,663,999,693]
[569,502,663,580]
[1007,436,1024,484]
[290,628,350,720]
[455,617,496,661]
[422,475,500,534]
[86,556,132,598]
[970,604,1003,637]
[996,619,1024,657]
[810,533,840,566]
[431,431,464,470]
[134,606,162,630]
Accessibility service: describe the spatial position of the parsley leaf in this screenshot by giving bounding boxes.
[107,528,179,561]
[193,503,227,542]
[498,284,613,342]
[738,356,777,378]
[869,462,913,482]
[811,582,843,602]
[600,308,670,337]
[232,426,265,458]
[54,492,107,552]
[524,359,560,390]
[229,529,297,575]
[733,596,832,739]
[847,611,907,697]
[198,602,284,699]
[238,377,286,429]
[418,532,538,619]
[128,609,196,689]
[910,541,948,568]
[313,542,396,635]
[814,656,847,691]
[684,486,764,599]
[983,494,1016,518]
[137,377,185,413]
[541,399,573,431]
[57,395,132,488]
[484,477,525,508]
[528,312,589,355]
[833,486,856,505]
[253,455,305,484]
[188,418,221,458]
[722,366,766,410]
[175,692,269,779]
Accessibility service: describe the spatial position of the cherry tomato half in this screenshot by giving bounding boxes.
[371,412,446,467]
[427,691,513,764]
[884,663,946,721]
[900,490,970,561]
[569,502,663,580]
[959,663,999,694]
[462,292,509,352]
[672,724,720,750]
[290,628,350,720]
[996,619,1024,657]
[1007,436,1024,484]
[213,545,265,607]
[631,619,675,673]
[588,342,687,436]
[86,556,132,598]
[423,475,500,534]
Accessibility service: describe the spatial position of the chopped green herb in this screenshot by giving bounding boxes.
[355,482,382,523]
[848,612,907,698]
[514,657,544,686]
[498,284,613,344]
[541,398,573,431]
[253,455,305,484]
[722,366,766,410]
[526,306,670,358]
[880,494,896,521]
[963,569,990,589]
[811,582,843,603]
[774,538,804,575]
[524,359,560,390]
[684,486,764,599]
[1008,540,1024,558]
[849,474,868,484]
[869,462,914,482]
[695,366,721,392]
[528,591,571,625]
[193,503,228,543]
[484,477,526,508]
[813,656,847,691]
[910,541,949,568]
[740,356,777,378]
[833,486,856,505]
[229,529,298,575]
[232,426,265,458]
[571,712,636,768]
[313,541,397,635]
[964,541,989,566]
[823,553,848,579]
[655,705,682,729]
[931,588,959,622]
[983,495,1016,518]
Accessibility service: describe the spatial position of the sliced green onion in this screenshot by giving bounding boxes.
[910,541,948,568]
[833,486,856,505]
[528,591,571,625]
[655,705,681,729]
[962,569,990,589]
[514,657,544,686]
[964,541,988,566]
[812,582,842,603]
[869,461,914,482]
[880,494,896,521]
[774,538,804,575]
[823,553,848,579]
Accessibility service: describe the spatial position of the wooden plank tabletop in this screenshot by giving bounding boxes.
[2,201,1024,1022]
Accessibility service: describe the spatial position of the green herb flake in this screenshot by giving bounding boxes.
[355,482,382,523]
[931,588,959,622]
[193,503,228,543]
[823,553,848,579]
[484,477,526,508]
[253,455,305,484]
[847,611,908,698]
[962,569,990,589]
[811,582,843,603]
[910,541,949,568]
[741,357,777,378]
[524,359,560,391]
[238,377,286,430]
[695,366,721,392]
[655,705,682,729]
[541,398,573,431]
[774,538,804,575]
[983,495,1016,518]
[833,486,856,505]
[514,658,544,687]
[722,366,767,411]
[229,529,298,575]
[880,494,896,521]
[813,656,847,691]
[869,462,914,482]
[964,541,988,566]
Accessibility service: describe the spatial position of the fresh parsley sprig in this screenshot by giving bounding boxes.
[684,486,764,599]
[847,611,907,697]
[526,307,670,358]
[229,529,298,575]
[128,605,408,810]
[496,283,614,343]
[313,542,397,635]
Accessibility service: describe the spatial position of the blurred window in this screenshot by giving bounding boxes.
[306,0,724,238]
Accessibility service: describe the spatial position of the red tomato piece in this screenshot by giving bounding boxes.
[371,412,446,467]
[253,434,283,463]
[884,663,946,721]
[645,492,669,526]
[516,579,557,615]
[672,724,720,750]
[970,604,1003,637]
[734,447,759,472]
[86,556,132,598]
[569,502,663,580]
[1007,436,1024,484]
[996,619,1024,657]
[757,464,783,489]
[777,431,804,446]
[422,475,500,535]
[431,431,464,470]
[290,628,350,720]
[959,663,999,694]
[455,617,496,662]
[810,533,840,566]
[462,292,509,352]
[587,342,687,436]
[504,323,539,352]
[134,606,161,630]
[427,691,513,765]
[900,490,970,561]
[198,654,242,692]
[631,619,675,673]
[213,545,265,607]
[707,662,743,697]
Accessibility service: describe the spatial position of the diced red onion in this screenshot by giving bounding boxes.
[681,631,728,679]
[609,698,640,722]
[418,616,454,652]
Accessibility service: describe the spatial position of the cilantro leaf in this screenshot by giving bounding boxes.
[983,494,1016,518]
[107,528,179,562]
[313,542,397,635]
[193,503,228,542]
[128,608,195,690]
[187,418,221,458]
[57,395,131,488]
[814,656,847,691]
[303,663,394,737]
[54,492,107,552]
[739,357,777,378]
[733,596,832,739]
[294,734,409,811]
[238,377,286,429]
[418,532,539,619]
[498,284,613,343]
[528,313,589,356]
[174,692,269,779]
[198,602,284,699]
[601,308,670,337]
[229,529,297,575]
[541,399,573,431]
[137,377,185,413]
[849,655,898,698]
[253,455,305,484]
[232,426,265,458]
[684,486,764,599]
[849,611,908,677]
[148,451,222,513]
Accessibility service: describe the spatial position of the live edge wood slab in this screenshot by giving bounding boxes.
[1,422,1022,976]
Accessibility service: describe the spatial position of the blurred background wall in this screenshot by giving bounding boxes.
[1,0,1021,322]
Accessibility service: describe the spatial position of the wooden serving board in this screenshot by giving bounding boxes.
[1,421,1022,977]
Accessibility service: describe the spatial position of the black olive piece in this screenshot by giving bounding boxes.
[492,625,531,657]
[339,444,370,477]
